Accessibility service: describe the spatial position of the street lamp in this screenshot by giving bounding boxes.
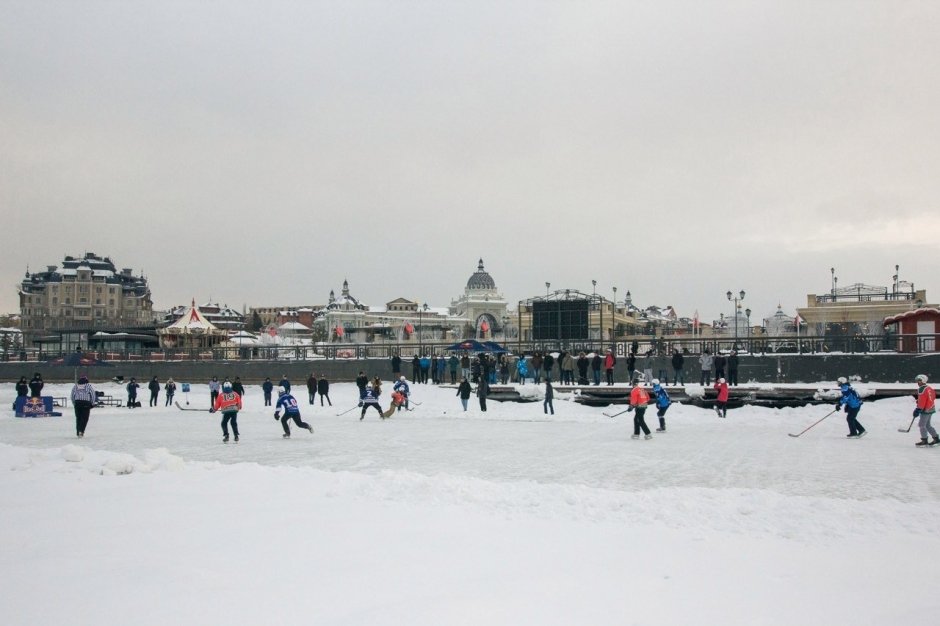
[612,286,617,343]
[726,290,745,348]
[419,303,428,355]
[592,280,597,342]
[744,307,751,351]
[546,282,550,296]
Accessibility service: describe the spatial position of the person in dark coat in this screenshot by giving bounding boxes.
[317,374,331,406]
[411,355,421,383]
[262,377,274,406]
[28,373,44,398]
[577,352,589,385]
[714,352,727,381]
[278,375,291,393]
[671,350,685,386]
[456,377,472,411]
[148,376,160,407]
[356,371,369,398]
[306,373,318,404]
[543,381,554,415]
[626,353,637,384]
[231,377,245,397]
[727,351,739,386]
[591,353,602,385]
[542,353,555,383]
[476,377,489,412]
[126,377,139,408]
[391,354,402,378]
[164,378,177,407]
[15,376,29,406]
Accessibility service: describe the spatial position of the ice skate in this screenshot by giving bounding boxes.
[655,428,665,432]
[282,433,290,439]
[916,438,929,447]
[856,431,867,438]
[234,435,239,442]
[644,434,653,440]
[306,425,314,433]
[631,434,640,440]
[222,435,229,443]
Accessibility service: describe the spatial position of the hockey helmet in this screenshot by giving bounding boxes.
[837,376,848,385]
[222,382,232,392]
[915,374,928,384]
[278,385,288,395]
[400,376,406,382]
[718,378,726,384]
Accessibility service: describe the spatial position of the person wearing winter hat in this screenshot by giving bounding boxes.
[274,385,313,437]
[70,375,96,438]
[652,379,672,432]
[913,374,937,447]
[713,377,729,418]
[835,376,866,438]
[628,379,652,439]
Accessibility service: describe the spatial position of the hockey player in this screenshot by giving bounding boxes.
[393,376,410,411]
[628,379,652,440]
[274,386,313,438]
[70,375,96,438]
[713,378,729,418]
[359,384,384,420]
[211,381,243,443]
[383,390,407,418]
[652,379,671,432]
[913,374,937,447]
[835,376,866,438]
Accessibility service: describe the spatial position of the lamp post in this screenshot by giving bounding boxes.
[726,289,745,349]
[419,303,428,355]
[546,282,550,296]
[592,280,597,343]
[744,307,751,352]
[612,286,617,344]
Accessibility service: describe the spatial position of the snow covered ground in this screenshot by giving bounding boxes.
[1,379,939,626]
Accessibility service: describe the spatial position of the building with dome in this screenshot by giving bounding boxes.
[449,259,510,339]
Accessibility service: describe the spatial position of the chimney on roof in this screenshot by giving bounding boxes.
[122,268,132,276]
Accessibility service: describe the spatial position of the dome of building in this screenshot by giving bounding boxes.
[466,259,496,291]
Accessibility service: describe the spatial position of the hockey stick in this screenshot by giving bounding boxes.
[336,404,360,416]
[603,408,631,418]
[899,415,918,433]
[175,401,208,412]
[788,409,838,437]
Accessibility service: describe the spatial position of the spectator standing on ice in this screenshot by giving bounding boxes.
[448,354,459,384]
[577,352,589,385]
[411,355,421,383]
[70,375,96,438]
[306,373,317,404]
[499,357,510,385]
[561,351,575,385]
[642,350,654,384]
[544,381,555,415]
[356,371,369,398]
[126,377,140,409]
[477,377,489,412]
[209,376,221,406]
[672,350,685,385]
[714,377,729,418]
[29,372,44,398]
[652,379,671,432]
[164,378,177,407]
[212,381,242,443]
[278,374,291,393]
[317,374,331,406]
[457,377,473,411]
[835,376,866,438]
[436,355,446,385]
[699,350,713,386]
[232,377,245,397]
[262,377,274,406]
[591,352,602,385]
[274,386,313,438]
[15,376,28,405]
[148,376,160,407]
[913,374,938,447]
[626,353,637,384]
[391,353,402,379]
[460,353,471,381]
[420,355,431,384]
[628,380,652,440]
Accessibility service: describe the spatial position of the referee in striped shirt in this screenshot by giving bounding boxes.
[70,375,96,438]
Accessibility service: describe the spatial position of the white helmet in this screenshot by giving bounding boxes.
[400,376,406,382]
[651,379,660,385]
[719,378,726,384]
[915,374,928,384]
[278,386,288,395]
[837,377,848,385]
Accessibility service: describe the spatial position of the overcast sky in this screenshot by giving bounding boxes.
[2,1,938,324]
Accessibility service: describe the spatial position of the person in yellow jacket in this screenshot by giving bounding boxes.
[211,381,242,443]
[628,379,652,440]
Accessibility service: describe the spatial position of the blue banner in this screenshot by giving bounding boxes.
[15,396,62,418]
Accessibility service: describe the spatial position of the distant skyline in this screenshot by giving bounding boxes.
[2,1,938,323]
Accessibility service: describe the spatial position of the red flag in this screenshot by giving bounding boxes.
[335,326,344,337]
[480,321,489,332]
[404,323,414,334]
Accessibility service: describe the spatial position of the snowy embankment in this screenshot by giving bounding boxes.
[1,381,938,625]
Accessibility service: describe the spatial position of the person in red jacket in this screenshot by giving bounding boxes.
[604,349,616,386]
[628,380,652,440]
[913,374,938,447]
[714,378,729,418]
[211,381,243,443]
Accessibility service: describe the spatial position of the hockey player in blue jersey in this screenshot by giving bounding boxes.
[274,386,313,438]
[651,379,672,432]
[835,376,866,438]
[359,383,385,420]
